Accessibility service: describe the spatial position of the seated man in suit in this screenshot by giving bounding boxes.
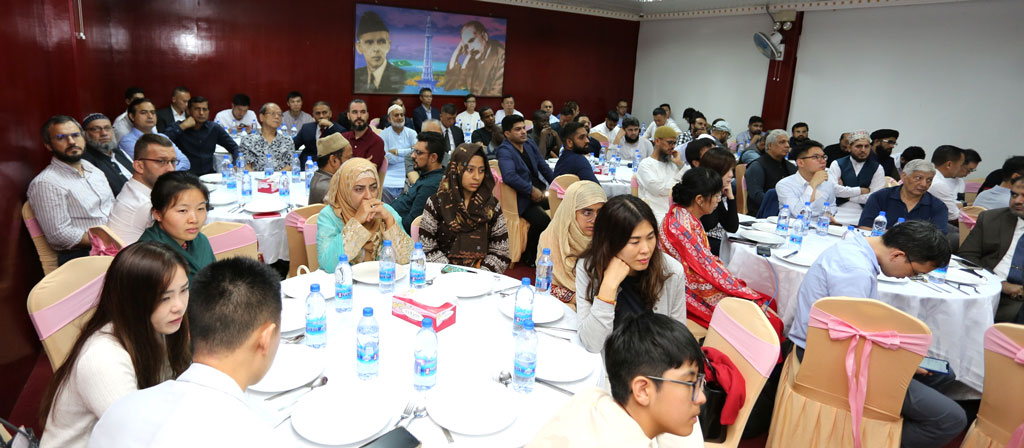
[496,114,555,266]
[959,174,1024,322]
[353,11,406,94]
[412,88,439,132]
[438,103,465,151]
[293,100,346,163]
[155,86,190,133]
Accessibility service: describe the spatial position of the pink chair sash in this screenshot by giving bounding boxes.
[984,327,1024,448]
[284,211,307,229]
[550,181,567,199]
[490,168,502,184]
[30,275,105,339]
[25,217,44,238]
[302,218,318,246]
[959,209,978,230]
[89,237,121,257]
[709,308,779,378]
[207,224,258,254]
[965,181,982,194]
[630,176,638,189]
[808,307,932,448]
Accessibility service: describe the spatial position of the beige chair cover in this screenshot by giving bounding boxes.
[285,204,326,278]
[767,297,930,448]
[410,215,423,242]
[959,205,986,246]
[304,212,321,271]
[202,221,259,261]
[26,256,114,370]
[87,225,126,256]
[489,159,530,264]
[961,323,1024,448]
[547,174,579,217]
[589,132,609,144]
[22,201,59,275]
[687,319,708,341]
[735,164,747,215]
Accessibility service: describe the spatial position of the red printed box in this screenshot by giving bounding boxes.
[391,291,456,332]
[257,175,280,194]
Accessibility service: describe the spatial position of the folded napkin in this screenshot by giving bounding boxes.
[253,212,282,219]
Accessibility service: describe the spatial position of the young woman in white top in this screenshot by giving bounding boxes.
[575,195,687,353]
[39,242,192,448]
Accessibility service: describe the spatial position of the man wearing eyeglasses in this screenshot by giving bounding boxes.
[354,11,405,94]
[870,128,901,178]
[390,132,447,235]
[777,140,861,220]
[164,95,238,176]
[80,113,134,196]
[106,134,178,244]
[118,97,191,172]
[530,312,706,446]
[27,115,115,265]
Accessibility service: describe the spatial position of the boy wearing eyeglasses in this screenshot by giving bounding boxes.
[776,140,862,222]
[529,312,706,447]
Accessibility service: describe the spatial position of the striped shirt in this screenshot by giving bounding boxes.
[27,158,114,250]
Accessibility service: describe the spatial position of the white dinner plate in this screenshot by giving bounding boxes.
[767,216,778,224]
[426,379,518,436]
[498,293,565,324]
[243,198,287,214]
[280,295,305,334]
[828,225,853,237]
[751,222,778,234]
[431,271,493,297]
[291,385,399,445]
[944,268,986,286]
[351,261,409,284]
[199,173,223,184]
[878,273,909,284]
[594,174,613,182]
[737,214,756,224]
[280,270,335,299]
[536,338,594,383]
[249,344,325,393]
[738,229,786,246]
[208,191,237,206]
[774,251,816,267]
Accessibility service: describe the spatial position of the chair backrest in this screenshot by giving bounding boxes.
[589,132,609,144]
[202,221,259,261]
[735,164,747,215]
[88,225,126,257]
[22,201,59,275]
[755,188,779,219]
[489,159,529,263]
[304,212,321,271]
[369,117,380,128]
[410,215,423,242]
[796,297,930,422]
[958,205,986,245]
[703,298,781,448]
[285,204,327,277]
[524,119,534,131]
[27,255,114,370]
[548,174,579,217]
[630,174,639,196]
[370,125,382,135]
[974,323,1024,446]
[964,178,984,206]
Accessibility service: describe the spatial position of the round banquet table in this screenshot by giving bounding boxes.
[723,222,1002,394]
[204,175,309,264]
[244,263,709,447]
[545,159,633,198]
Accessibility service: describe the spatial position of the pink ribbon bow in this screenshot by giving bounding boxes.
[984,327,1024,448]
[550,181,567,199]
[808,307,932,448]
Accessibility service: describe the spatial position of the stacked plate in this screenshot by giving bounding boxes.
[498,293,566,324]
[426,379,519,436]
[291,384,402,445]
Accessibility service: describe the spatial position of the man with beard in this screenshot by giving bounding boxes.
[636,126,686,224]
[614,117,652,160]
[790,122,809,145]
[342,99,386,178]
[294,101,346,163]
[744,129,796,214]
[496,115,554,265]
[859,159,949,233]
[471,106,502,159]
[354,11,405,94]
[118,97,191,171]
[871,128,901,178]
[80,113,133,195]
[529,109,561,159]
[734,115,764,154]
[823,132,851,166]
[676,111,707,148]
[28,115,115,264]
[827,130,884,225]
[106,134,178,244]
[959,174,1024,323]
[445,20,506,97]
[155,86,190,133]
[552,121,599,184]
[165,96,239,175]
[381,104,418,202]
[390,132,447,234]
[589,110,620,144]
[709,120,731,150]
[575,114,603,156]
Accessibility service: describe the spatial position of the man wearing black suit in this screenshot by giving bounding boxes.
[959,175,1024,323]
[293,101,346,163]
[412,88,439,132]
[353,11,406,94]
[155,86,190,133]
[438,103,465,151]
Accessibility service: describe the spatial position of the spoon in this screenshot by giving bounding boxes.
[496,370,513,387]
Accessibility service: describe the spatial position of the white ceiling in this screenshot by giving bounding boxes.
[476,0,972,21]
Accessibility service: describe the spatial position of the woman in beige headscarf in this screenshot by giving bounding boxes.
[537,181,607,310]
[317,157,412,272]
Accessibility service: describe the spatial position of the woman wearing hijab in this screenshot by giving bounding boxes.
[317,157,413,272]
[537,181,607,310]
[419,143,510,273]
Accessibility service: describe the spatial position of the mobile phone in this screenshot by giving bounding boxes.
[919,357,950,375]
[756,245,772,257]
[359,427,421,448]
[441,264,470,274]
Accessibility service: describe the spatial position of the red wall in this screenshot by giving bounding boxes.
[0,0,637,421]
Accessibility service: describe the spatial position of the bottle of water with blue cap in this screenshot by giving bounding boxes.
[291,152,301,182]
[536,248,553,295]
[799,201,813,235]
[513,278,534,336]
[816,202,832,236]
[842,225,856,240]
[356,307,379,379]
[871,211,888,237]
[789,214,805,251]
[379,240,396,294]
[304,156,315,189]
[264,154,273,178]
[334,254,352,313]
[240,170,252,203]
[304,284,326,349]
[279,171,290,202]
[413,317,437,391]
[513,319,538,393]
[633,148,641,173]
[776,205,791,236]
[410,242,426,289]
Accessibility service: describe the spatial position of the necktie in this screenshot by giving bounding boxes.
[369,74,377,90]
[1008,231,1024,285]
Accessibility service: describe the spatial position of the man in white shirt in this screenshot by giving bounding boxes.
[974,157,1024,210]
[637,126,687,223]
[213,93,258,133]
[106,134,177,244]
[954,149,981,202]
[928,145,967,223]
[827,131,885,225]
[456,93,483,136]
[642,106,682,141]
[777,140,862,220]
[590,110,621,145]
[614,117,653,161]
[113,87,145,143]
[494,94,522,123]
[89,257,284,448]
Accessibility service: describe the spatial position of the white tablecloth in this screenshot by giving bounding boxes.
[545,159,633,198]
[724,227,1002,393]
[204,176,309,264]
[248,264,676,447]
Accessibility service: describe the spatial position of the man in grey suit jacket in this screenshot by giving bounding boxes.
[959,175,1024,322]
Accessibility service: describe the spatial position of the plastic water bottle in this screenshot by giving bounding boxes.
[334,254,353,313]
[304,284,327,349]
[413,317,438,391]
[356,307,379,380]
[536,248,553,295]
[632,149,641,173]
[220,155,233,182]
[775,205,791,236]
[871,211,888,237]
[609,155,618,177]
[513,278,534,335]
[842,225,856,240]
[235,155,245,175]
[789,214,805,250]
[799,201,813,235]
[816,202,832,236]
[290,125,298,138]
[928,265,948,284]
[409,242,426,289]
[379,240,396,294]
[598,146,606,166]
[291,153,301,182]
[264,154,273,178]
[513,319,538,393]
[279,171,290,202]
[240,170,252,203]
[304,156,316,189]
[897,217,906,226]
[229,121,238,137]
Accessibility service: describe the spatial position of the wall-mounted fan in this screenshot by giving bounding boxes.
[753,31,784,60]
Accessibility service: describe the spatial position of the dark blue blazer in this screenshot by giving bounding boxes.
[496,139,555,215]
[412,105,439,133]
[553,150,599,184]
[294,121,346,163]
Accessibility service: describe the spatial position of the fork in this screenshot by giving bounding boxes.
[392,400,416,428]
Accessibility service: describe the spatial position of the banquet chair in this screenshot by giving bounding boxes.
[767,297,931,448]
[22,201,59,275]
[27,255,114,370]
[547,174,579,216]
[489,159,530,264]
[87,225,126,257]
[958,205,986,246]
[369,118,380,129]
[411,216,423,242]
[703,298,780,448]
[285,204,327,277]
[589,132,609,145]
[304,212,321,271]
[960,323,1024,448]
[631,174,639,197]
[0,425,9,443]
[964,178,984,206]
[524,119,533,131]
[202,221,259,261]
[687,319,707,341]
[735,164,747,215]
